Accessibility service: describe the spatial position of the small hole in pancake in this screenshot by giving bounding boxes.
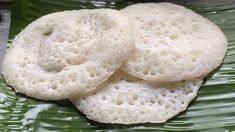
[198,36,203,40]
[160,22,165,27]
[134,67,140,72]
[160,50,167,56]
[22,74,26,77]
[192,58,197,62]
[139,19,144,23]
[159,40,166,44]
[154,61,160,66]
[116,99,123,105]
[164,30,169,34]
[139,36,144,40]
[150,99,155,104]
[114,85,119,90]
[57,35,66,43]
[51,85,57,90]
[170,99,176,104]
[140,110,145,114]
[20,82,25,86]
[172,56,179,62]
[128,100,134,105]
[113,118,118,122]
[43,28,53,36]
[143,70,148,75]
[182,30,187,35]
[165,104,170,108]
[169,34,178,40]
[159,69,165,74]
[156,31,161,36]
[163,93,167,98]
[102,95,106,100]
[188,67,194,71]
[150,71,156,76]
[171,22,177,26]
[89,72,95,78]
[96,72,101,77]
[140,100,145,105]
[132,94,138,100]
[38,78,45,83]
[143,39,148,44]
[126,79,133,82]
[135,16,140,20]
[19,63,26,67]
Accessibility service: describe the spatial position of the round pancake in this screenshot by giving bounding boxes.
[121,3,227,82]
[2,9,133,100]
[71,70,203,124]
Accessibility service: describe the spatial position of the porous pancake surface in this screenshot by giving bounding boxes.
[71,70,203,124]
[121,3,227,82]
[2,9,133,100]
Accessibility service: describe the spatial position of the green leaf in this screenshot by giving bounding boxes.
[1,0,235,131]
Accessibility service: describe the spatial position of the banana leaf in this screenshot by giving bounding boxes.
[1,0,235,131]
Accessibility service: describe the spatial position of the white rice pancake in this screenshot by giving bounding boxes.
[121,3,227,82]
[2,9,133,100]
[71,70,203,124]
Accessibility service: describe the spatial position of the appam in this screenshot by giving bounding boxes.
[121,3,227,82]
[2,9,133,100]
[71,70,203,124]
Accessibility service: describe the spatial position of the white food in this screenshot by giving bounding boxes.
[71,70,203,124]
[2,9,133,100]
[121,3,227,82]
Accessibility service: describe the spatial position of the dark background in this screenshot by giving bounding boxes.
[0,0,11,73]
